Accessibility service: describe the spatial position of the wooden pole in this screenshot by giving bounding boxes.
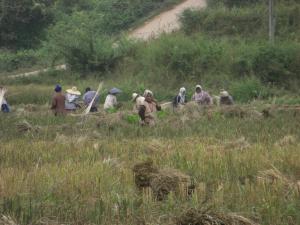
[269,0,275,43]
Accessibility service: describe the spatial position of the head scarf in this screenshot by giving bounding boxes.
[195,85,202,91]
[179,87,186,104]
[55,84,62,93]
[143,89,153,97]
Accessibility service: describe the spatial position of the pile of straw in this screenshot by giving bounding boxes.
[176,208,259,225]
[133,160,195,200]
[16,120,40,133]
[133,160,159,188]
[0,215,18,225]
[257,167,300,195]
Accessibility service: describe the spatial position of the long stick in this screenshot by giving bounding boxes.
[269,0,275,43]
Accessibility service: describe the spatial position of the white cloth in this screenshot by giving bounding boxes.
[65,93,80,110]
[178,87,186,104]
[104,94,117,110]
[136,96,145,106]
[133,96,145,112]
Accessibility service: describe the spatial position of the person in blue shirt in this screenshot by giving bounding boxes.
[83,87,99,112]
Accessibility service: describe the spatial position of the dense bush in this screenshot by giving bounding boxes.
[229,77,271,103]
[252,44,300,86]
[119,35,300,94]
[136,35,225,80]
[180,3,300,40]
[0,50,41,72]
[0,0,53,49]
[47,12,134,73]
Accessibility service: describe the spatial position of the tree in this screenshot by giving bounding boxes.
[0,0,52,49]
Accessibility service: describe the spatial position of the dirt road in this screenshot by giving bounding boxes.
[7,64,67,79]
[130,0,206,40]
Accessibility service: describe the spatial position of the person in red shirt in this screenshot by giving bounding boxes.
[51,84,66,116]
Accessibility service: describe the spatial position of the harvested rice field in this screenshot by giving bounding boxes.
[0,103,299,225]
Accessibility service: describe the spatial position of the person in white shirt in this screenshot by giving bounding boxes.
[132,93,145,113]
[104,88,122,110]
[65,86,81,112]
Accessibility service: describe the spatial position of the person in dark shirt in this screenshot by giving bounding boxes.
[173,87,187,107]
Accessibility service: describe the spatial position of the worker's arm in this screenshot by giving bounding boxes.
[191,94,195,101]
[138,105,146,121]
[156,104,161,111]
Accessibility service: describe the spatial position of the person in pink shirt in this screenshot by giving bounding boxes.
[191,84,212,105]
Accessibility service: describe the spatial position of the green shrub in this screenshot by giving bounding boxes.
[180,3,300,40]
[0,50,41,72]
[252,43,300,87]
[0,0,53,49]
[125,114,140,124]
[137,34,225,81]
[47,11,134,73]
[230,77,271,103]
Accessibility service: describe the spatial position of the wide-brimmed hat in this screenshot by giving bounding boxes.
[220,90,229,97]
[66,86,81,95]
[132,93,139,101]
[109,87,122,95]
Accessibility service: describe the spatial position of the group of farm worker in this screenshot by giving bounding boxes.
[51,85,122,116]
[50,84,234,125]
[1,84,234,125]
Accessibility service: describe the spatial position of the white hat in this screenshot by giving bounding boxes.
[196,85,202,90]
[132,93,139,101]
[220,90,229,97]
[66,86,81,96]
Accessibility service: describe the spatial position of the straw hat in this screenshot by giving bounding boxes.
[66,86,81,95]
[132,93,139,101]
[220,90,229,97]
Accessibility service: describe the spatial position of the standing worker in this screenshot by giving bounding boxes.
[51,84,66,116]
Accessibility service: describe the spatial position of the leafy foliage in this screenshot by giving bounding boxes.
[0,0,53,49]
